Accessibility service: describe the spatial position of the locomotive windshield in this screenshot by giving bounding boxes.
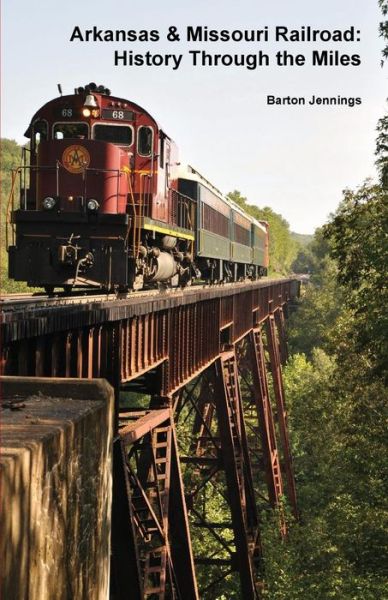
[93,124,133,146]
[53,123,89,139]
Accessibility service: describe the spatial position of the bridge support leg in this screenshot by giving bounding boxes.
[174,357,261,599]
[113,409,198,600]
[266,313,298,518]
[242,329,286,533]
[213,351,261,600]
[168,425,199,600]
[274,306,288,365]
[111,438,143,600]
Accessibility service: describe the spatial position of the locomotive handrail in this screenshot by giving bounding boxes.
[139,173,148,251]
[82,165,122,214]
[6,168,19,249]
[21,147,30,208]
[6,162,122,213]
[6,165,57,248]
[121,166,139,256]
[170,189,196,232]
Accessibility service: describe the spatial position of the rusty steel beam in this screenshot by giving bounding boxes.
[167,425,199,600]
[175,366,259,597]
[274,307,289,365]
[174,358,262,599]
[1,281,300,388]
[111,437,144,599]
[248,328,285,508]
[213,353,260,600]
[236,329,287,536]
[0,279,300,599]
[116,409,199,600]
[265,312,298,518]
[120,409,171,444]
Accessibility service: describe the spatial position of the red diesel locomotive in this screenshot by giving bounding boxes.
[7,83,269,293]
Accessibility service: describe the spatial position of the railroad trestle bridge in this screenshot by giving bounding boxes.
[1,278,299,600]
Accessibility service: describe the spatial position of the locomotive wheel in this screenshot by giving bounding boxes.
[115,285,130,296]
[180,276,192,288]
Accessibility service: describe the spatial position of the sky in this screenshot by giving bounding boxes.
[2,0,387,233]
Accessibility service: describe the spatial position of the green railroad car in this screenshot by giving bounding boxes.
[178,165,268,281]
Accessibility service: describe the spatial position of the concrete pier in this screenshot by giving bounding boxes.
[0,377,114,600]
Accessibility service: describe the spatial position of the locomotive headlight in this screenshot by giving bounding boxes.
[82,108,91,117]
[42,197,56,210]
[87,199,99,212]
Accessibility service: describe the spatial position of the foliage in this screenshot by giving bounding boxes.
[283,350,337,514]
[264,181,388,598]
[291,227,331,274]
[379,0,388,63]
[376,2,388,185]
[0,138,29,292]
[287,257,343,357]
[290,232,313,248]
[290,246,315,273]
[227,190,299,275]
[375,113,388,187]
[323,183,388,379]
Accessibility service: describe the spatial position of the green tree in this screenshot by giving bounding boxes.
[291,227,331,274]
[379,0,388,62]
[264,177,388,598]
[0,138,29,292]
[376,2,388,185]
[287,257,343,357]
[323,183,388,379]
[375,112,388,187]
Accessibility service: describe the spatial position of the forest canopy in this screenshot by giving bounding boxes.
[260,180,388,598]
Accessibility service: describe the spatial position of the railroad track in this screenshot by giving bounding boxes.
[0,278,289,313]
[0,288,164,311]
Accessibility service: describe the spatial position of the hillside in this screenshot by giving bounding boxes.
[291,231,313,246]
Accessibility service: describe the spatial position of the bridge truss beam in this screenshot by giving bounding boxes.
[1,279,299,599]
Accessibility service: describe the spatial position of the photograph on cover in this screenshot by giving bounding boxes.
[1,1,387,599]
